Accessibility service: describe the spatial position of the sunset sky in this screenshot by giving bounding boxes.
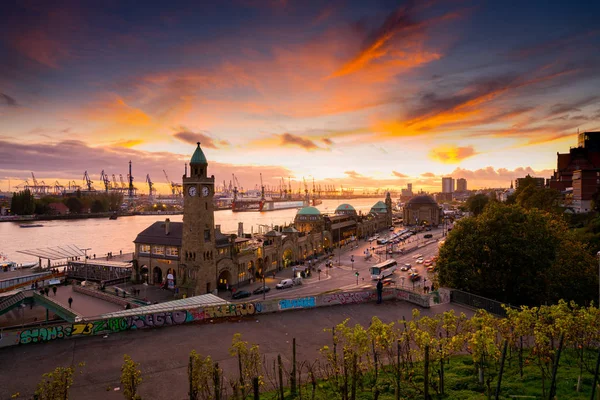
[1,0,599,195]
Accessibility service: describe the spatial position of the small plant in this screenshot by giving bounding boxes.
[120,354,142,400]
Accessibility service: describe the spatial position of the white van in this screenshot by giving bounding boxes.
[276,279,294,289]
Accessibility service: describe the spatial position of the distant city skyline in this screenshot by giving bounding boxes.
[1,1,599,194]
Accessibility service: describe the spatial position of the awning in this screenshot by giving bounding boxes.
[17,244,88,260]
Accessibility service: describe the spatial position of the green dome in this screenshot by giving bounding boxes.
[370,201,388,213]
[190,142,208,165]
[297,206,321,216]
[335,203,355,212]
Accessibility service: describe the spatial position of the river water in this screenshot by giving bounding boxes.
[0,198,386,263]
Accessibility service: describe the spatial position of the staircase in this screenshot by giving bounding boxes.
[0,291,28,316]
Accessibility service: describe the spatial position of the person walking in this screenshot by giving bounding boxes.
[52,286,57,296]
[68,297,73,308]
[44,287,49,296]
[376,278,383,304]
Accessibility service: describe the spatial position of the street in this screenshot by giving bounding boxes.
[230,226,445,301]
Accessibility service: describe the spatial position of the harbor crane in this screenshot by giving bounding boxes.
[303,177,309,201]
[83,171,94,191]
[100,170,111,192]
[163,169,182,196]
[119,174,127,189]
[54,181,64,195]
[146,174,155,197]
[112,174,120,193]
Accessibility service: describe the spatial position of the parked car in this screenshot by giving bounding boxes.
[252,286,271,295]
[416,258,424,264]
[424,234,433,239]
[276,279,294,289]
[427,265,436,272]
[232,290,252,299]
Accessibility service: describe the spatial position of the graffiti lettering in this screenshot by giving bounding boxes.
[204,302,261,318]
[278,297,315,310]
[18,325,72,344]
[322,291,375,305]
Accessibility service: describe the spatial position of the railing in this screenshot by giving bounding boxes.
[450,289,515,317]
[0,271,60,293]
[0,291,28,314]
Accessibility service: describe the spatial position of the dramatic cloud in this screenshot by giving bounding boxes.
[172,128,230,149]
[0,93,18,107]
[548,96,600,116]
[450,166,554,188]
[344,170,365,179]
[421,172,436,177]
[429,145,478,164]
[392,171,409,178]
[322,138,333,145]
[280,133,319,150]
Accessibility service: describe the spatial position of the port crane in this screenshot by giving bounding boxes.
[163,170,182,196]
[100,170,111,192]
[83,171,94,191]
[146,174,155,197]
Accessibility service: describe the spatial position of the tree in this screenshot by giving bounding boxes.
[465,193,490,216]
[64,196,83,214]
[437,202,598,306]
[120,354,142,400]
[508,175,562,213]
[34,366,74,400]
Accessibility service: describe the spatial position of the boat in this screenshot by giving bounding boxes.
[19,224,44,228]
[1,261,38,272]
[232,197,310,212]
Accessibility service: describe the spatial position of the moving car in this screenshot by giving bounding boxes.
[409,272,421,282]
[416,258,424,264]
[276,279,294,289]
[232,290,252,299]
[424,234,433,239]
[252,286,271,295]
[382,278,395,286]
[400,264,411,271]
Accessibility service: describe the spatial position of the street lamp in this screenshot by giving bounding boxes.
[351,255,354,270]
[355,271,359,285]
[82,247,91,281]
[597,251,600,307]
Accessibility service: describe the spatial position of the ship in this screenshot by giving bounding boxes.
[231,182,310,212]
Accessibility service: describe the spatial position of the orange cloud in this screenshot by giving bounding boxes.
[85,96,152,127]
[429,145,478,164]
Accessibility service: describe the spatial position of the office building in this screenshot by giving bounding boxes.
[442,177,455,193]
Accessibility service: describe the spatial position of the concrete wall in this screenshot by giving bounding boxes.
[1,287,439,349]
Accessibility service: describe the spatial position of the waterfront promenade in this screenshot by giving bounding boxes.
[0,301,472,399]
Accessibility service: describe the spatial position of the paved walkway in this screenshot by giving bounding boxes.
[0,301,472,400]
[42,285,123,317]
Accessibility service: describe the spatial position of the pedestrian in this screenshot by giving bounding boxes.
[376,278,383,304]
[68,297,73,308]
[52,286,57,296]
[44,287,49,296]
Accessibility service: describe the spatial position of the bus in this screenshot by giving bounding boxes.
[369,259,398,280]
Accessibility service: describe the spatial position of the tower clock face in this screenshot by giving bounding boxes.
[188,186,197,197]
[202,186,210,197]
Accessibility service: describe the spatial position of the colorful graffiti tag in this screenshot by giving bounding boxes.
[17,325,73,345]
[278,297,315,310]
[204,302,262,318]
[322,291,375,305]
[16,303,264,345]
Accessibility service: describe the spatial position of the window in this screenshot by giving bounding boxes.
[204,229,211,242]
[139,244,150,254]
[152,246,165,255]
[166,247,179,257]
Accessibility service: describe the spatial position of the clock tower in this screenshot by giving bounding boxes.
[181,142,217,295]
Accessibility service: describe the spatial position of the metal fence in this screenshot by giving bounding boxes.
[450,289,515,317]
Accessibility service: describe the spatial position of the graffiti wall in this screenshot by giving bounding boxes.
[9,287,439,348]
[321,291,376,305]
[278,297,315,310]
[396,289,430,308]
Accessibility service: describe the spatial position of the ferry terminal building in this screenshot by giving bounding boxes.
[133,143,393,296]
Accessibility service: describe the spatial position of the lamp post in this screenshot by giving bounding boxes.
[262,274,266,300]
[82,247,91,281]
[355,271,359,285]
[597,251,600,307]
[351,255,354,270]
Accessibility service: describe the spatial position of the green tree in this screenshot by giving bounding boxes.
[34,366,74,400]
[465,193,490,216]
[437,202,597,306]
[64,196,83,214]
[120,354,142,400]
[508,175,561,213]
